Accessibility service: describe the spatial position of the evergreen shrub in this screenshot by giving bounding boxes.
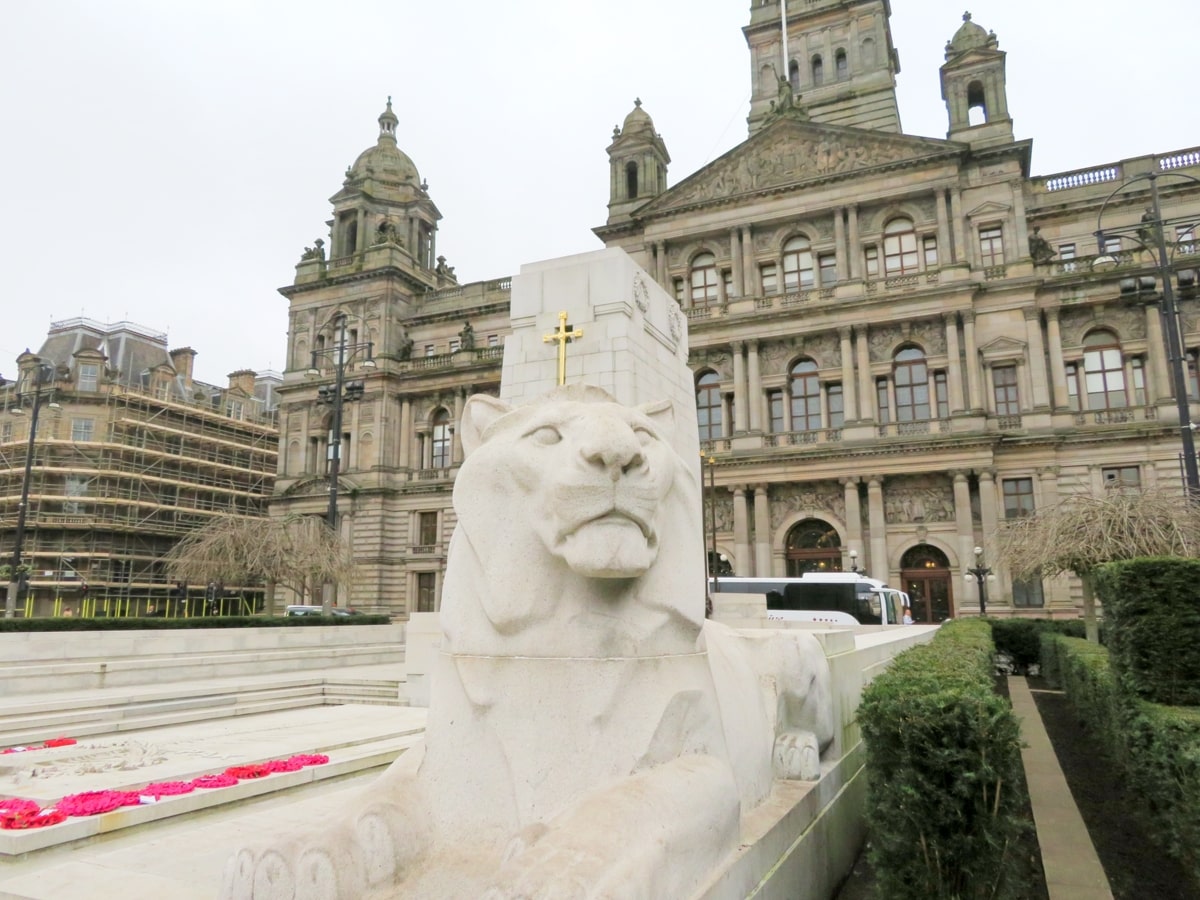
[859,619,1029,900]
[1094,557,1200,706]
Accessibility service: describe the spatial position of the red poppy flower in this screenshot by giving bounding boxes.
[191,773,238,789]
[56,790,141,817]
[42,738,77,748]
[225,764,270,779]
[288,754,330,766]
[141,781,195,797]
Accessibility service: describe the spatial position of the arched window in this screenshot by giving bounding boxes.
[690,252,720,308]
[431,409,451,468]
[788,60,800,92]
[835,49,848,80]
[811,55,824,86]
[967,80,987,126]
[790,359,821,431]
[894,347,930,421]
[782,236,815,291]
[1082,331,1126,409]
[696,371,722,440]
[625,161,639,199]
[861,37,876,67]
[785,519,841,576]
[345,219,358,255]
[883,218,919,275]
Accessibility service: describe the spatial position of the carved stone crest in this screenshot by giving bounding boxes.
[633,275,650,312]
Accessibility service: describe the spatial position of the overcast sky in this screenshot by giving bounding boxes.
[3,1,1197,384]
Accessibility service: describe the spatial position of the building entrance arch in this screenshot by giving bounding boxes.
[784,518,842,576]
[900,544,954,623]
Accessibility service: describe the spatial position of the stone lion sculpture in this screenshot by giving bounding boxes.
[223,384,833,899]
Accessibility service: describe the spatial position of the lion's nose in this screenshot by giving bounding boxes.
[581,429,644,480]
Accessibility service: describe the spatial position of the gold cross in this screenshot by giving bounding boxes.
[542,311,583,386]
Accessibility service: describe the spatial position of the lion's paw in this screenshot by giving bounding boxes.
[772,729,821,780]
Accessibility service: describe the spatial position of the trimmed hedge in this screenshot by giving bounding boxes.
[989,618,1086,670]
[1094,557,1200,706]
[1042,634,1200,889]
[859,619,1029,900]
[0,615,391,632]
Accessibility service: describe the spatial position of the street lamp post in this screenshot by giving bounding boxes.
[964,545,996,617]
[5,363,60,618]
[848,548,863,574]
[1094,171,1200,498]
[307,313,374,613]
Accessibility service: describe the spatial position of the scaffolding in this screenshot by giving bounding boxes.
[0,383,278,616]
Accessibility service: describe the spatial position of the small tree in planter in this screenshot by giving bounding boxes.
[995,489,1200,643]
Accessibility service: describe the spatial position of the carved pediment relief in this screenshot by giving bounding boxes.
[640,119,962,216]
[965,200,1011,219]
[979,335,1028,364]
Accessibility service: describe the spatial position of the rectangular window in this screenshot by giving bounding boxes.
[1103,236,1121,255]
[818,252,838,287]
[826,383,844,429]
[723,269,733,296]
[760,263,778,294]
[1059,243,1076,272]
[416,572,437,613]
[78,363,99,392]
[449,339,461,353]
[923,236,938,268]
[1012,577,1045,608]
[1102,466,1141,490]
[875,377,890,424]
[424,344,435,357]
[1177,226,1196,255]
[768,390,784,433]
[418,511,438,546]
[1003,477,1035,519]
[225,400,244,420]
[63,475,89,514]
[979,226,1004,267]
[934,371,949,418]
[1066,363,1080,411]
[2,422,12,443]
[1131,357,1146,405]
[487,334,499,347]
[674,278,684,302]
[993,365,1020,416]
[864,246,879,278]
[71,418,94,442]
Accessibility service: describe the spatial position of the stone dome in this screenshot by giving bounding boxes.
[946,12,995,58]
[621,98,655,136]
[346,98,420,185]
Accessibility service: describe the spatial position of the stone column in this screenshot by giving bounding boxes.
[839,327,857,419]
[754,485,773,577]
[732,341,748,433]
[747,341,763,431]
[356,209,366,255]
[1045,308,1069,409]
[452,389,465,464]
[935,189,952,264]
[842,477,863,561]
[962,312,983,411]
[978,468,1000,557]
[1146,302,1171,401]
[944,313,965,413]
[1038,466,1060,509]
[656,241,668,287]
[741,227,756,297]
[399,397,413,468]
[834,208,849,281]
[856,325,874,421]
[1023,308,1050,409]
[733,486,752,576]
[949,190,967,266]
[722,394,734,439]
[782,383,794,433]
[847,205,861,279]
[866,477,888,581]
[952,471,974,576]
[730,229,743,299]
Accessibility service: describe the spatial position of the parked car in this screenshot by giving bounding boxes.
[283,605,357,617]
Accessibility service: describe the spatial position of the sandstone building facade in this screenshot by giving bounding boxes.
[272,4,1200,621]
[0,319,279,616]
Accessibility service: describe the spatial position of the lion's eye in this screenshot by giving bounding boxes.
[528,426,562,445]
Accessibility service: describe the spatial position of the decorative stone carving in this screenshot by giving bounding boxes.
[884,476,956,524]
[769,482,846,531]
[868,324,903,362]
[1059,305,1147,346]
[914,319,948,355]
[633,274,650,312]
[299,238,325,261]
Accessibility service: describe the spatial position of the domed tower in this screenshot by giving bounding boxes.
[328,98,442,270]
[605,99,670,225]
[940,12,1013,146]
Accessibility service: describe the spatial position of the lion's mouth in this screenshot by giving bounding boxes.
[579,509,654,541]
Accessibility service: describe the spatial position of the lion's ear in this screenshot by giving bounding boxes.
[638,399,675,437]
[461,394,513,457]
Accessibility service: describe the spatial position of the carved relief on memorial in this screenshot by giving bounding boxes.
[1060,305,1146,347]
[769,482,846,531]
[868,324,904,362]
[712,494,734,534]
[913,319,948,356]
[883,476,956,524]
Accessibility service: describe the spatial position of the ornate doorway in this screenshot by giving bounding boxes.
[785,519,842,576]
[900,545,953,623]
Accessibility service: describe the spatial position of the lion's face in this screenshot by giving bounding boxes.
[458,387,676,579]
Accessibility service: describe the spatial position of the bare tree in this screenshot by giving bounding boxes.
[163,515,356,614]
[994,489,1200,642]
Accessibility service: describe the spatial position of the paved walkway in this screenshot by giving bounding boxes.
[1009,676,1114,900]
